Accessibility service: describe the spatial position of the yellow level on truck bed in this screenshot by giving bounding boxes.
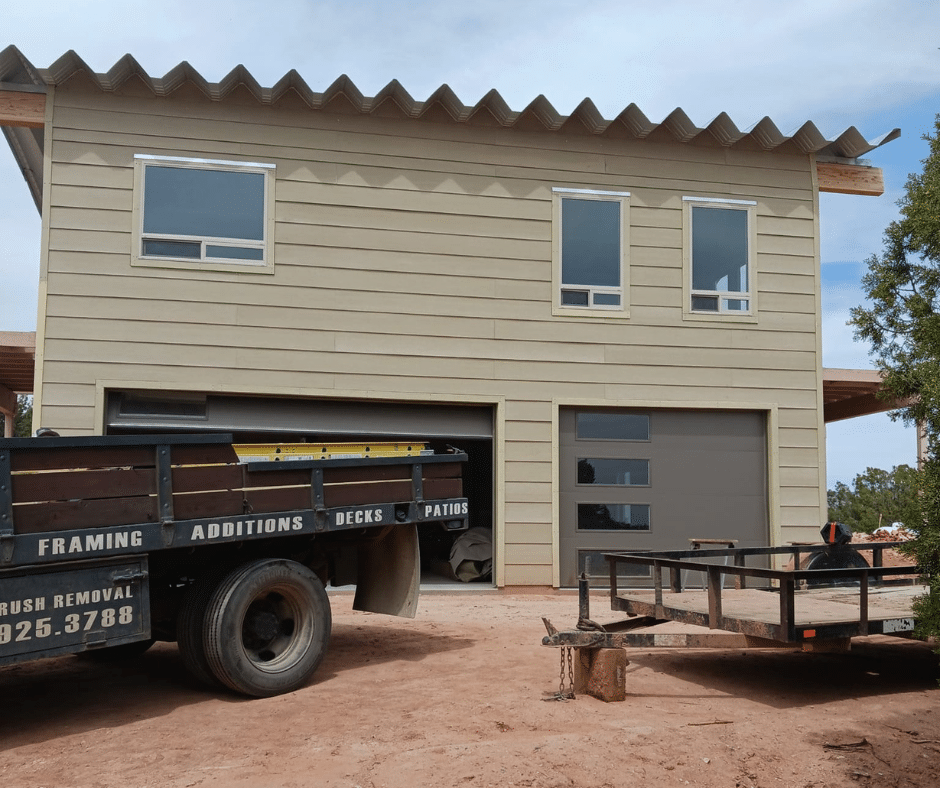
[233,442,433,463]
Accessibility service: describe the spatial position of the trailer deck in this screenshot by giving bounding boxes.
[542,543,925,649]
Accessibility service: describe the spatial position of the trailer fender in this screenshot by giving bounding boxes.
[353,523,420,619]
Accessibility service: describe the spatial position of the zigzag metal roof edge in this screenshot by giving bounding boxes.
[0,45,899,159]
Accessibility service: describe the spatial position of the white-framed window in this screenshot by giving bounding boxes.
[552,187,629,316]
[133,155,275,272]
[683,196,756,319]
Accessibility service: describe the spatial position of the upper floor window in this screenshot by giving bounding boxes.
[552,188,629,316]
[683,196,756,319]
[133,155,275,272]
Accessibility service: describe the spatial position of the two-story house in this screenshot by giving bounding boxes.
[0,46,897,587]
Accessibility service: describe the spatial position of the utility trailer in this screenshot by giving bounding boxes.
[0,433,469,697]
[543,541,925,654]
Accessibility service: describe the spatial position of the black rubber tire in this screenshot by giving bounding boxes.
[176,571,228,688]
[805,546,870,586]
[203,559,331,698]
[76,638,156,661]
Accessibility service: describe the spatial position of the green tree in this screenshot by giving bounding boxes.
[14,395,32,437]
[827,465,919,533]
[851,114,940,643]
[0,395,32,438]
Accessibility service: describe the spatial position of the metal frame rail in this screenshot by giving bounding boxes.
[604,544,921,643]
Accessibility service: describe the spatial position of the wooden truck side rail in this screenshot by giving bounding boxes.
[0,433,467,568]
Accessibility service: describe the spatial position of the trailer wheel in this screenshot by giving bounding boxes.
[805,546,869,587]
[203,559,331,697]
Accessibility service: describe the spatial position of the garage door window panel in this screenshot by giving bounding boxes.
[577,503,651,532]
[575,412,649,441]
[577,458,649,486]
[579,550,650,579]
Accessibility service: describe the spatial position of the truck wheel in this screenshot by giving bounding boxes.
[177,571,228,687]
[203,559,331,697]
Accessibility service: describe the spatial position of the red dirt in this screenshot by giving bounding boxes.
[0,591,938,788]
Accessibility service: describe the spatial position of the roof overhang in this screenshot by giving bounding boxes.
[0,45,899,213]
[822,367,906,423]
[0,331,34,430]
[0,331,35,395]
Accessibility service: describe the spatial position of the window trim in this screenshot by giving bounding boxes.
[552,187,630,318]
[132,154,276,274]
[682,196,757,322]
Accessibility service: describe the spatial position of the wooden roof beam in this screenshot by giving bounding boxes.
[817,161,884,196]
[0,84,45,127]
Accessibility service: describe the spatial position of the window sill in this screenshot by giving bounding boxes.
[131,256,275,275]
[552,304,631,320]
[681,309,758,324]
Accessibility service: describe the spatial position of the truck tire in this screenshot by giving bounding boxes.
[177,571,228,688]
[203,558,331,697]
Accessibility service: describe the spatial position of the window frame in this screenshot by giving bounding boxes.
[552,187,630,318]
[132,154,276,274]
[682,196,757,322]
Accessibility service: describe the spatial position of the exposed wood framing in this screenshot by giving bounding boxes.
[0,88,44,128]
[816,161,884,196]
[0,381,16,438]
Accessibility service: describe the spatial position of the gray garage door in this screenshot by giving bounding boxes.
[559,408,768,588]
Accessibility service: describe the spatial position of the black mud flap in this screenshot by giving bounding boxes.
[353,524,420,619]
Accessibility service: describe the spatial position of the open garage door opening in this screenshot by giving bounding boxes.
[106,391,496,587]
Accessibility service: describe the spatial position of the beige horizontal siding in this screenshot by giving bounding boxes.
[502,564,554,586]
[504,461,552,483]
[780,466,825,487]
[504,543,553,565]
[505,482,553,504]
[39,86,829,585]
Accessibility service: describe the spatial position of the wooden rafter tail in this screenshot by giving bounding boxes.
[817,161,885,196]
[0,89,45,127]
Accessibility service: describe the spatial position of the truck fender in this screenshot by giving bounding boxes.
[353,523,420,619]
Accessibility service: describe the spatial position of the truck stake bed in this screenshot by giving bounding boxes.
[0,433,469,696]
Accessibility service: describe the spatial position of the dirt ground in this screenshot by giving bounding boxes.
[0,590,938,788]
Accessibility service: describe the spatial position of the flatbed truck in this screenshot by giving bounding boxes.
[0,433,469,696]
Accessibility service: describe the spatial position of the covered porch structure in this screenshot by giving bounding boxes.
[0,331,34,437]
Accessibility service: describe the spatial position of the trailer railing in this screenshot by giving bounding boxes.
[602,544,922,643]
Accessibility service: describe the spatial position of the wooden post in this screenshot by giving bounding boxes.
[574,647,628,702]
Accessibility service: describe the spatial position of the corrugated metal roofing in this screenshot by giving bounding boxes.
[0,45,899,161]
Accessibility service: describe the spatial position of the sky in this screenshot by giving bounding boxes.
[1,0,938,489]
